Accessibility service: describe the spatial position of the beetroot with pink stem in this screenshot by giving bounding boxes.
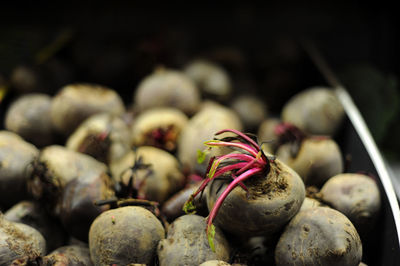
[275,122,343,187]
[183,129,305,251]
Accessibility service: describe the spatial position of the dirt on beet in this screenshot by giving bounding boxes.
[245,162,289,200]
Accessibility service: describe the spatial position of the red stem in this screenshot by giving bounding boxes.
[205,141,259,157]
[215,129,260,151]
[236,156,266,175]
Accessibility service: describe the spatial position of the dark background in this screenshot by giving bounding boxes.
[1,1,399,153]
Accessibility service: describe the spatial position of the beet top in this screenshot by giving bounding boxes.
[183,129,275,251]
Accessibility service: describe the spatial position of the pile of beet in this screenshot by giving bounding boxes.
[0,58,381,266]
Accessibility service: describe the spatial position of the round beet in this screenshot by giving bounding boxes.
[42,245,93,265]
[230,95,267,130]
[110,146,185,203]
[157,214,230,266]
[178,101,243,175]
[282,87,344,136]
[206,158,305,238]
[0,215,46,265]
[4,201,67,252]
[134,68,201,115]
[276,137,343,187]
[51,83,125,135]
[0,131,39,209]
[28,145,108,215]
[89,206,165,265]
[275,207,362,266]
[131,107,188,152]
[5,93,55,147]
[66,112,131,165]
[59,169,114,241]
[184,59,232,100]
[321,173,381,234]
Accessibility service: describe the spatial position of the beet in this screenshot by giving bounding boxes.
[275,207,362,266]
[206,158,305,238]
[110,146,185,203]
[4,201,67,252]
[276,137,343,187]
[51,83,125,135]
[28,145,109,216]
[281,87,345,136]
[5,93,55,147]
[184,59,232,100]
[0,131,38,209]
[66,112,131,165]
[178,101,243,175]
[59,169,114,241]
[230,95,267,130]
[157,214,230,266]
[134,68,201,115]
[0,215,46,265]
[42,245,93,266]
[321,173,381,234]
[131,107,188,152]
[89,206,165,265]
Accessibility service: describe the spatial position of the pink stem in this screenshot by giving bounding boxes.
[213,162,249,191]
[215,129,260,151]
[236,157,266,175]
[209,153,256,177]
[205,141,259,157]
[213,162,248,178]
[206,167,263,233]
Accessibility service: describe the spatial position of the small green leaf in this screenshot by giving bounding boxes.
[197,149,208,164]
[183,200,197,214]
[207,159,220,179]
[207,224,216,252]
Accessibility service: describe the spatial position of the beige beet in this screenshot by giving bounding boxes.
[66,112,131,165]
[0,131,39,208]
[131,107,188,152]
[275,207,362,266]
[282,87,344,136]
[4,201,67,252]
[321,173,381,234]
[5,93,54,147]
[134,68,201,115]
[178,101,243,175]
[157,215,230,266]
[51,83,125,135]
[0,216,46,265]
[46,245,93,265]
[276,137,343,187]
[89,206,165,265]
[184,59,232,99]
[110,146,185,203]
[28,145,109,215]
[231,95,267,129]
